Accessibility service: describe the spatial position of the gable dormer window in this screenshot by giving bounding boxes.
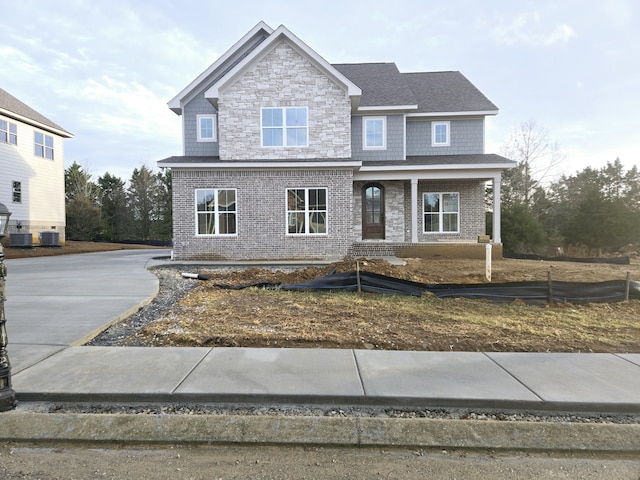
[363,116,386,150]
[432,121,450,147]
[197,115,217,142]
[261,107,308,147]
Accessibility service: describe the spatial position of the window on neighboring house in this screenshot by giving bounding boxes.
[363,116,386,149]
[197,114,217,142]
[423,192,459,233]
[196,188,237,235]
[1,119,17,145]
[287,187,327,235]
[35,131,54,159]
[12,181,21,203]
[261,107,308,147]
[432,121,450,147]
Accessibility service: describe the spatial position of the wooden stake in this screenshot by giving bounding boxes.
[547,271,554,305]
[356,260,362,293]
[625,272,631,302]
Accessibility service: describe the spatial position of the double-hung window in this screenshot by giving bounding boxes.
[196,188,237,235]
[1,119,17,145]
[287,188,327,235]
[423,192,459,233]
[35,131,54,159]
[363,116,386,149]
[261,107,308,147]
[197,115,216,142]
[431,121,450,147]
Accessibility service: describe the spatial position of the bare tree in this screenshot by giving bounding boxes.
[500,120,565,209]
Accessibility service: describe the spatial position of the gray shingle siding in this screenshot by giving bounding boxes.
[406,118,484,156]
[172,167,353,260]
[183,94,219,156]
[351,115,405,161]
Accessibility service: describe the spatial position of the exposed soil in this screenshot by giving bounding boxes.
[7,240,640,353]
[118,251,640,353]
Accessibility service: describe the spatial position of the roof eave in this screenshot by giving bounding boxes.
[167,21,275,115]
[406,109,499,118]
[0,107,73,138]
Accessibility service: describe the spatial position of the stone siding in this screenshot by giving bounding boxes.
[172,168,353,260]
[218,40,351,160]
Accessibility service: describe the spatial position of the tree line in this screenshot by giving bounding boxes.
[65,122,640,253]
[65,162,172,243]
[495,121,640,254]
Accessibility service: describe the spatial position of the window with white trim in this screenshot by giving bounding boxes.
[35,131,54,159]
[196,188,237,235]
[1,119,17,145]
[12,181,21,203]
[423,192,459,233]
[363,116,386,149]
[431,121,450,147]
[261,107,308,147]
[197,115,217,142]
[287,188,327,235]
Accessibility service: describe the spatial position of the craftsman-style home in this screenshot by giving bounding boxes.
[159,22,514,261]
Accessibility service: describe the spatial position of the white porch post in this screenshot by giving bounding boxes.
[492,173,502,244]
[411,178,419,243]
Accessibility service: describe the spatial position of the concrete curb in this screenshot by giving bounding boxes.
[1,412,638,452]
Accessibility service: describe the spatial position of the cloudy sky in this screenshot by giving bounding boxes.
[2,0,638,181]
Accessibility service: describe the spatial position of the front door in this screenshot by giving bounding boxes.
[362,184,385,239]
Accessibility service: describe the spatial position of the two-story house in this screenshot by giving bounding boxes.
[159,22,514,261]
[0,88,72,245]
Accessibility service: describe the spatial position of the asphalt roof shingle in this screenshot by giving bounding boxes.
[0,87,71,136]
[332,63,498,113]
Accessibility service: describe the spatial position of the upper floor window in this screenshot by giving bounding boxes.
[261,107,308,147]
[35,131,54,159]
[12,181,21,203]
[432,121,450,147]
[287,187,327,235]
[423,192,459,233]
[197,115,217,142]
[363,116,386,150]
[0,119,17,145]
[196,188,237,236]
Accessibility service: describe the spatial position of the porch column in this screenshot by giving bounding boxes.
[411,178,419,243]
[492,173,502,244]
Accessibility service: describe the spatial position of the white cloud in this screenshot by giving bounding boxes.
[490,12,576,47]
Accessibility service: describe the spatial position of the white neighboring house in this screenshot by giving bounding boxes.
[0,88,73,245]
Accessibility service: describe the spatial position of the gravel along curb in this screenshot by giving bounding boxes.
[1,412,639,452]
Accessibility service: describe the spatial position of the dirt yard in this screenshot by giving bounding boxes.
[6,241,640,353]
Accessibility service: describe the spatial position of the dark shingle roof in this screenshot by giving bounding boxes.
[333,63,417,107]
[0,87,72,137]
[332,63,498,113]
[403,71,498,113]
[364,154,514,167]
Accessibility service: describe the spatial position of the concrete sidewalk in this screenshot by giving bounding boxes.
[4,250,640,414]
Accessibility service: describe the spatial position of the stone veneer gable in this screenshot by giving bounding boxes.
[218,40,351,160]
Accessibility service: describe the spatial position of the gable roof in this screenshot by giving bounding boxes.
[168,22,362,115]
[0,87,72,137]
[204,24,361,106]
[168,21,274,115]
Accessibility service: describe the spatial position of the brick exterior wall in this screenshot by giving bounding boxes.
[406,118,484,156]
[405,180,486,241]
[217,40,351,160]
[172,167,354,260]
